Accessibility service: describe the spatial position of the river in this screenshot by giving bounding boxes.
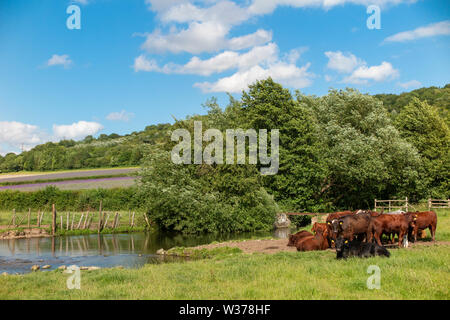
[0,230,282,274]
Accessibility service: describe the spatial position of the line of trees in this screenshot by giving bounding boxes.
[136,79,449,233]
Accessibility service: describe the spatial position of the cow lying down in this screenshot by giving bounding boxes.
[335,237,390,259]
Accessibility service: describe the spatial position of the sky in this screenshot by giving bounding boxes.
[0,0,449,155]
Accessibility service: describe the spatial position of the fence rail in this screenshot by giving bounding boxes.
[374,197,409,212]
[428,199,450,210]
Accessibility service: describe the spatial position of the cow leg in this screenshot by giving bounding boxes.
[430,225,436,242]
[399,230,405,247]
[374,232,382,246]
[413,225,418,242]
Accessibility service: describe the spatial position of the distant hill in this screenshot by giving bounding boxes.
[375,84,450,121]
[1,84,449,173]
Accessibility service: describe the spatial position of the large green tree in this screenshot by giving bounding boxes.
[395,98,450,198]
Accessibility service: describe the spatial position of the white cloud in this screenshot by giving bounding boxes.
[133,55,161,72]
[248,0,414,15]
[47,54,72,68]
[0,121,46,152]
[53,121,103,140]
[194,62,313,93]
[398,80,422,89]
[136,43,279,75]
[343,61,399,84]
[325,51,363,73]
[106,110,135,122]
[384,20,450,43]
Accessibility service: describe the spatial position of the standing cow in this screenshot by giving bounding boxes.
[331,211,372,242]
[410,211,437,242]
[368,213,417,247]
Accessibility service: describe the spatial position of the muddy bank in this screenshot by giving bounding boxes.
[0,228,50,240]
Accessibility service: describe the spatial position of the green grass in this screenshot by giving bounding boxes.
[0,245,448,299]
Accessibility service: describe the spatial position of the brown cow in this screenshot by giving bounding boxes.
[287,230,313,246]
[368,213,417,247]
[325,211,354,245]
[410,211,437,242]
[295,229,329,251]
[311,222,328,235]
[331,211,372,242]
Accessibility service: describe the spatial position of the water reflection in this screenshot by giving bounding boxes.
[0,230,275,274]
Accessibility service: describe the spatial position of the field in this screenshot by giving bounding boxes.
[0,208,448,300]
[0,167,138,191]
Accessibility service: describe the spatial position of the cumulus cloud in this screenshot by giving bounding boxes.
[325,51,364,73]
[106,110,135,122]
[137,1,409,92]
[0,120,104,154]
[0,121,46,152]
[343,61,399,84]
[325,51,399,84]
[384,20,450,43]
[47,54,73,68]
[136,43,279,75]
[194,62,313,93]
[248,0,414,15]
[53,121,104,140]
[398,80,422,89]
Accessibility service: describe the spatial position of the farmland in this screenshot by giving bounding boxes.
[0,167,139,191]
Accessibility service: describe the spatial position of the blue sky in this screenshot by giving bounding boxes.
[0,0,449,154]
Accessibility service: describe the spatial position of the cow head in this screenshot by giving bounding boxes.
[335,237,349,259]
[331,219,343,234]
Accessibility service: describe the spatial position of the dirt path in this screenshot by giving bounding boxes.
[191,238,450,254]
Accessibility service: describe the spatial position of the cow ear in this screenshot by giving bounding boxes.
[339,221,343,225]
[345,240,348,244]
[327,221,331,225]
[331,240,334,243]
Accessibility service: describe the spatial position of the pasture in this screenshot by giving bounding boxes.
[0,208,448,300]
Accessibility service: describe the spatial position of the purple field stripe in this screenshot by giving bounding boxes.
[0,176,137,190]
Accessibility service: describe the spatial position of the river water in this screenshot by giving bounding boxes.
[0,230,279,274]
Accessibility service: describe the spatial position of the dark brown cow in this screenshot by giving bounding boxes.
[287,230,313,247]
[295,229,329,251]
[410,211,437,242]
[331,211,372,242]
[325,211,354,245]
[368,213,417,247]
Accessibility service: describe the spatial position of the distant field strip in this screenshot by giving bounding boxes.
[0,168,139,183]
[0,176,136,191]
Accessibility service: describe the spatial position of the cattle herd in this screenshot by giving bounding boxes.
[287,210,438,259]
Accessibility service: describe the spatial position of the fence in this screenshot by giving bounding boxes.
[428,199,450,210]
[2,203,147,235]
[374,197,409,212]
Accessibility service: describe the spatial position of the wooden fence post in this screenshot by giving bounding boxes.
[52,204,57,235]
[405,197,408,212]
[428,199,431,211]
[66,212,69,231]
[98,201,103,233]
[374,199,377,211]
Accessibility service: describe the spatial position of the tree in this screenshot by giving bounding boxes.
[305,88,422,207]
[240,78,328,212]
[395,98,450,198]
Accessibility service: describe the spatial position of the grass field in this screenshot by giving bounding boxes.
[0,208,448,299]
